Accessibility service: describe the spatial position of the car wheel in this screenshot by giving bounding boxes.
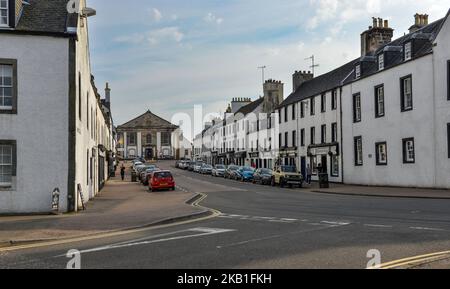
[280,178,285,188]
[271,178,275,187]
[172,187,176,191]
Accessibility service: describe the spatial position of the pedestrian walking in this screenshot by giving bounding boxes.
[120,165,125,181]
[306,164,312,185]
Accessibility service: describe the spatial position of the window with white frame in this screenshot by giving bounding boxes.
[375,85,385,117]
[355,64,361,79]
[403,138,415,163]
[0,64,13,110]
[378,54,384,70]
[405,42,412,61]
[376,142,388,165]
[354,136,363,166]
[0,0,8,26]
[353,93,361,122]
[401,75,413,111]
[0,143,13,187]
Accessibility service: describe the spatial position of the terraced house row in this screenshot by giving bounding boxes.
[194,11,450,189]
[0,0,116,214]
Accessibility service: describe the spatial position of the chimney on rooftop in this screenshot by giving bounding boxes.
[105,82,111,105]
[361,17,394,56]
[292,70,313,93]
[409,13,429,33]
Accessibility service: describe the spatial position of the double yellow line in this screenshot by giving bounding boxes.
[0,193,220,253]
[369,250,450,269]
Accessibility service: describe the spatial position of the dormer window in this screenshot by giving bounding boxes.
[355,64,361,79]
[405,42,412,61]
[0,0,8,26]
[378,54,384,70]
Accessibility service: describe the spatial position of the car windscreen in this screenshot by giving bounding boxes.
[154,172,172,178]
[216,165,225,169]
[229,166,239,170]
[281,166,297,173]
[242,167,254,172]
[260,169,272,174]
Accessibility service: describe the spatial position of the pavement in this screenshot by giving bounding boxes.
[1,162,450,269]
[0,162,207,247]
[308,183,450,199]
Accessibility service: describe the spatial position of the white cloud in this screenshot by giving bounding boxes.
[151,8,163,22]
[204,13,224,25]
[148,27,184,45]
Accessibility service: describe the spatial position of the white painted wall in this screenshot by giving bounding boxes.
[432,15,450,189]
[342,55,437,187]
[0,34,69,213]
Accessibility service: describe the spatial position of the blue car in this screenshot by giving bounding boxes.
[235,167,255,182]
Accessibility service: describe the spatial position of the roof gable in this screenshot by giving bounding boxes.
[118,110,178,130]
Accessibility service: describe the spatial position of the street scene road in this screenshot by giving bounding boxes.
[1,161,450,269]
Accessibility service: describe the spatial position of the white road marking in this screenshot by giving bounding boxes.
[364,224,393,228]
[56,228,235,256]
[321,221,351,226]
[409,227,445,232]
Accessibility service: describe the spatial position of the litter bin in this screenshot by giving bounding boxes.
[318,173,329,188]
[131,171,137,182]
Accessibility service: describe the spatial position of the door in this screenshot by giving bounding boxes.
[145,148,153,159]
[321,155,328,174]
[301,157,306,178]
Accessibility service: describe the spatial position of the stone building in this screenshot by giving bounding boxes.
[117,110,182,160]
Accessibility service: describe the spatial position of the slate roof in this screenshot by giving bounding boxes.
[279,12,448,108]
[117,110,179,131]
[0,0,75,36]
[235,97,264,116]
[280,59,357,107]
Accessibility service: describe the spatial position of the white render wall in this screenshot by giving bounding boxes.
[432,15,450,189]
[0,34,70,213]
[342,55,438,187]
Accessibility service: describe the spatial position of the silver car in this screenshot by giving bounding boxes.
[212,164,226,177]
[200,164,213,175]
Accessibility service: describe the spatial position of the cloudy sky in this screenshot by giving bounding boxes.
[88,0,448,129]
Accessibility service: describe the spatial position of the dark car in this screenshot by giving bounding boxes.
[188,162,195,171]
[253,168,274,185]
[224,165,239,179]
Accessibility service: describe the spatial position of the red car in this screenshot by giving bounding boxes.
[149,170,175,192]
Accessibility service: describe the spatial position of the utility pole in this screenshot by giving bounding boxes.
[305,55,319,75]
[258,66,266,85]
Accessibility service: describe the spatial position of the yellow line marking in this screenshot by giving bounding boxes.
[369,250,450,269]
[0,193,220,253]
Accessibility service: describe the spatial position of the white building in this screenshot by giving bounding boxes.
[117,110,193,160]
[341,13,450,188]
[278,12,450,189]
[0,0,115,213]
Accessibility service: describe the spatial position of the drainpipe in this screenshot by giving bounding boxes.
[339,86,345,184]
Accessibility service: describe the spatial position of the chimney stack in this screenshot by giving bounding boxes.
[361,17,394,56]
[410,13,429,33]
[105,82,111,104]
[292,70,314,92]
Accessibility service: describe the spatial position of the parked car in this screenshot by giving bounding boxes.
[149,170,176,192]
[179,161,188,170]
[175,160,182,168]
[140,165,156,181]
[212,164,226,177]
[224,165,240,179]
[236,167,255,182]
[188,162,196,171]
[271,165,304,188]
[141,166,160,185]
[193,162,204,173]
[253,168,273,185]
[134,164,146,176]
[200,164,213,175]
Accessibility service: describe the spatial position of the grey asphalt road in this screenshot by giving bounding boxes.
[1,161,450,269]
